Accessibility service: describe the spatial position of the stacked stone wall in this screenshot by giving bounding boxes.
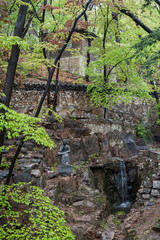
[11,84,156,136]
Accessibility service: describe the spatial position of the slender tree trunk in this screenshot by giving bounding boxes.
[52,61,60,111]
[84,12,91,82]
[2,0,29,107]
[0,0,29,165]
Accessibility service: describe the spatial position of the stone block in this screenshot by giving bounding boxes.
[47,171,56,179]
[142,194,150,200]
[151,189,160,197]
[138,187,144,194]
[23,142,34,150]
[31,159,41,164]
[144,179,152,188]
[17,159,27,164]
[33,154,43,159]
[149,150,160,160]
[13,168,32,183]
[123,133,139,156]
[82,135,100,156]
[0,170,9,179]
[143,188,151,194]
[58,164,72,176]
[153,181,160,189]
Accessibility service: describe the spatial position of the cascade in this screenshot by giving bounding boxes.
[120,160,128,203]
[119,160,131,209]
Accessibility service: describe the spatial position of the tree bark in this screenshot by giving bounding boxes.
[84,12,91,82]
[2,0,29,107]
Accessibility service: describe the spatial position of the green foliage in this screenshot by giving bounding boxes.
[0,182,75,240]
[40,106,63,123]
[86,1,153,109]
[0,104,55,150]
[0,158,9,170]
[136,123,151,140]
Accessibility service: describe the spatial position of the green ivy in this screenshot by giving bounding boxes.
[0,183,75,240]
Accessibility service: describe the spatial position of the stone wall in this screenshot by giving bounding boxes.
[135,149,160,206]
[11,84,156,137]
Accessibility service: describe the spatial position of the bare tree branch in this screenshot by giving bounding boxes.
[118,8,153,34]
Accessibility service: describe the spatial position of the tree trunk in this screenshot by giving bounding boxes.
[2,0,29,107]
[0,0,29,165]
[84,12,91,82]
[52,61,60,111]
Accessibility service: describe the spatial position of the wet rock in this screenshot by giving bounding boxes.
[71,224,96,240]
[0,170,9,179]
[135,138,148,150]
[82,135,100,156]
[31,159,41,164]
[70,127,90,138]
[47,171,57,179]
[101,227,115,240]
[142,194,150,199]
[31,169,41,178]
[32,176,41,187]
[151,189,160,197]
[153,181,160,189]
[149,150,160,160]
[21,148,28,154]
[55,128,70,139]
[23,142,34,150]
[123,133,139,156]
[144,179,152,188]
[82,168,95,188]
[17,159,27,164]
[13,168,32,183]
[69,139,85,163]
[143,188,151,194]
[33,154,43,159]
[21,163,38,170]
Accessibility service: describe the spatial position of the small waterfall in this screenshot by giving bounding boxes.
[119,160,131,209]
[120,160,128,203]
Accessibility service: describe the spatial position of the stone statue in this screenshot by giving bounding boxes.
[58,139,72,176]
[58,138,70,165]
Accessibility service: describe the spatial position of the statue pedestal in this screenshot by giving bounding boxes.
[58,164,72,176]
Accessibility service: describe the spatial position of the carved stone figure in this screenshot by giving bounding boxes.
[58,139,70,165]
[58,139,72,176]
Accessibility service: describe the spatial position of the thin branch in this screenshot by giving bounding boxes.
[154,2,160,14]
[29,0,42,22]
[9,0,17,15]
[106,52,129,81]
[155,0,160,6]
[118,8,153,34]
[23,17,33,37]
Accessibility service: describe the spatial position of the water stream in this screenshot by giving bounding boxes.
[120,160,128,203]
[119,160,131,209]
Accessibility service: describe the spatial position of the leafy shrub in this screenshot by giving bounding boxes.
[0,183,75,240]
[136,123,151,140]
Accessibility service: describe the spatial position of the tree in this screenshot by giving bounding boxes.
[0,182,75,240]
[86,0,153,115]
[0,0,93,184]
